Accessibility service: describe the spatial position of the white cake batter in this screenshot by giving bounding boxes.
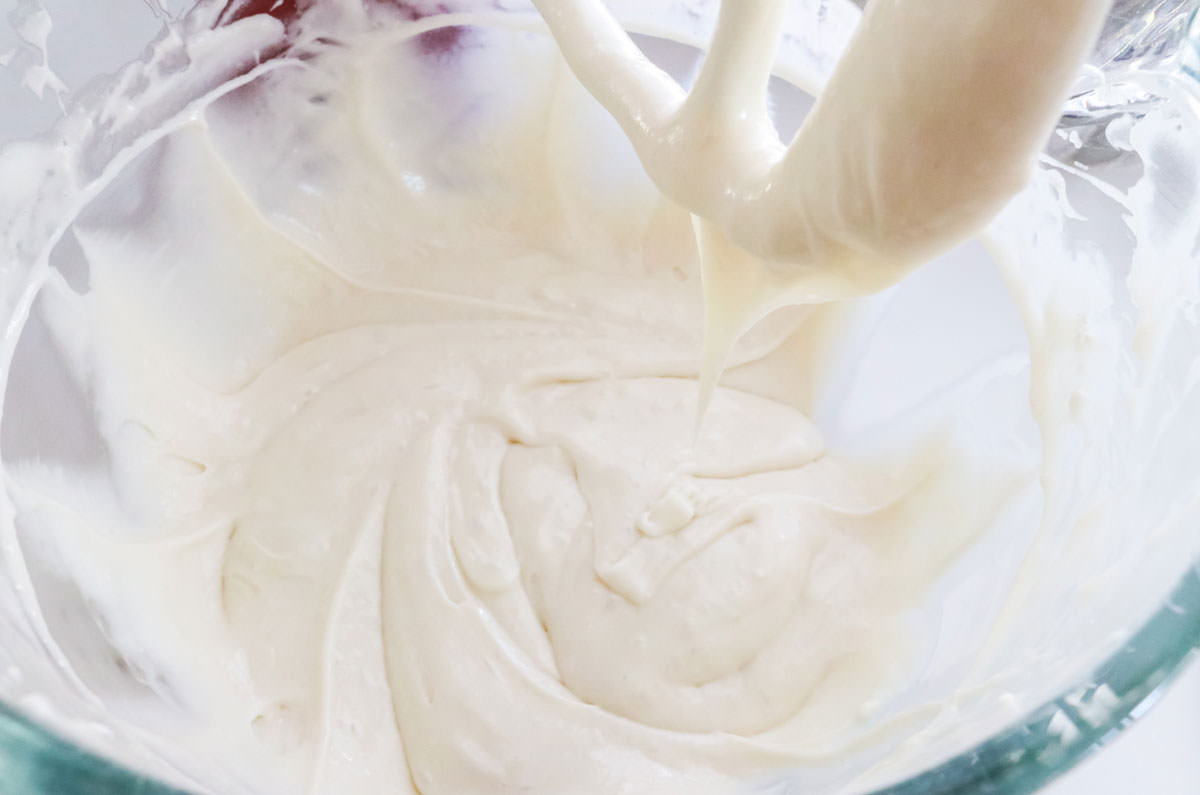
[10,1,1198,795]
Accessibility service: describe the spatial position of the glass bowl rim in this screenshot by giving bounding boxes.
[1,566,1196,794]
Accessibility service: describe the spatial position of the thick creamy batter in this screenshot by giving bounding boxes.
[7,19,1016,787]
[3,1,1200,794]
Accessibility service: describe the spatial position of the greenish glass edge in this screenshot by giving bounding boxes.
[867,564,1200,795]
[0,703,188,795]
[2,566,1197,794]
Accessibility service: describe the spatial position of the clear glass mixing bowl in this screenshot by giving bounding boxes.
[1,1,1199,793]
